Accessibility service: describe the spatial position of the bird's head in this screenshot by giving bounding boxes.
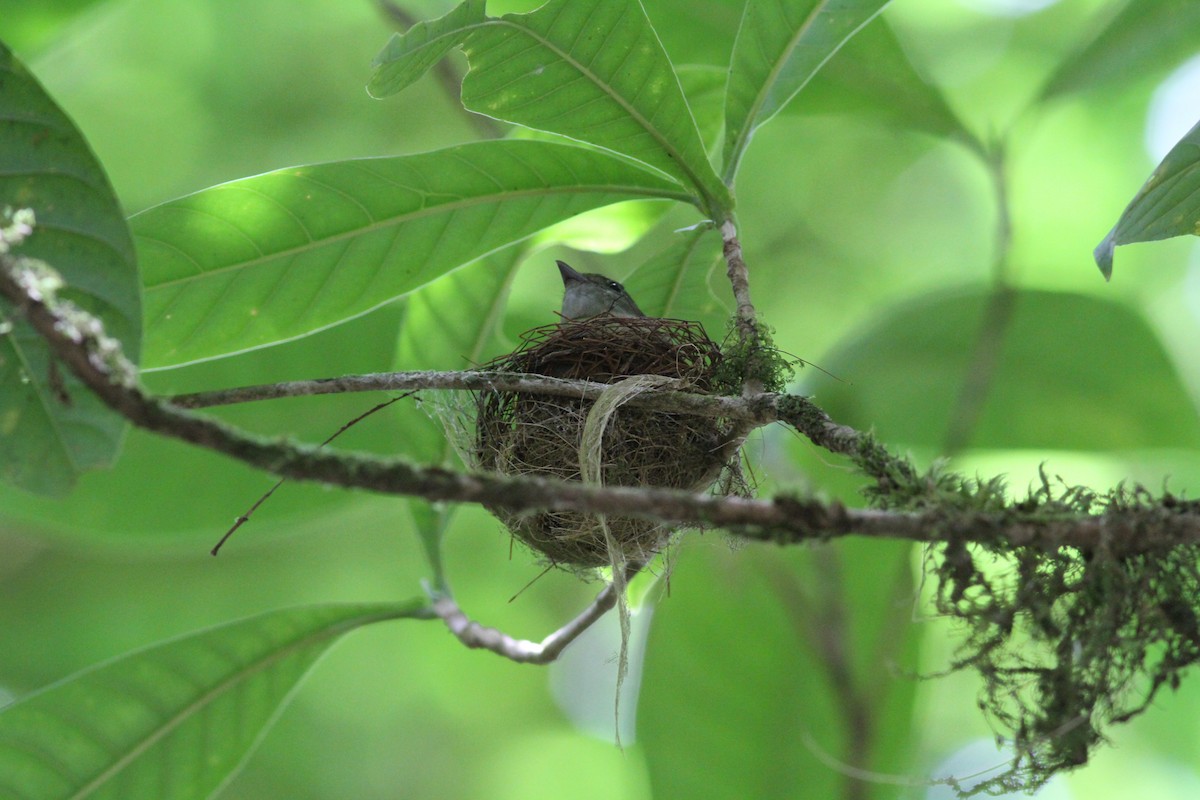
[557,260,645,319]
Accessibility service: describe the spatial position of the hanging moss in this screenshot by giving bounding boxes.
[913,473,1200,794]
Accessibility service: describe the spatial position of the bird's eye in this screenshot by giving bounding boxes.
[608,281,623,292]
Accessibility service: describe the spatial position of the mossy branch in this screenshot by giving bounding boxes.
[6,254,1200,556]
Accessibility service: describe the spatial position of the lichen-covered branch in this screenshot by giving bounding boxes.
[720,219,757,342]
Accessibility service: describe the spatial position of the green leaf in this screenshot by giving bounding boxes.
[367,0,487,99]
[1094,118,1200,279]
[622,226,727,336]
[0,601,429,800]
[1041,0,1200,101]
[0,303,404,544]
[0,41,140,496]
[804,288,1200,451]
[723,0,890,182]
[677,65,729,158]
[368,0,727,212]
[132,140,688,368]
[532,199,670,253]
[392,245,525,586]
[639,542,918,798]
[458,0,729,213]
[393,247,522,462]
[795,14,967,141]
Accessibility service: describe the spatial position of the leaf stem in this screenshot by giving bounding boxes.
[943,141,1016,454]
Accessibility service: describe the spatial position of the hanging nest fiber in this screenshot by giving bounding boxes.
[472,316,734,569]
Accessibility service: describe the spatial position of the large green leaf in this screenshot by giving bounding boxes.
[638,541,918,798]
[393,245,525,587]
[462,0,726,206]
[0,41,140,496]
[370,0,728,214]
[132,140,687,367]
[722,0,891,182]
[1040,0,1200,101]
[0,602,428,800]
[1094,118,1200,279]
[645,0,965,142]
[792,13,966,141]
[804,288,1200,450]
[0,1,112,52]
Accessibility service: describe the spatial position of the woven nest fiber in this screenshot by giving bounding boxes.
[473,316,732,569]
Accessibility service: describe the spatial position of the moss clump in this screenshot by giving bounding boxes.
[712,319,795,394]
[927,476,1200,795]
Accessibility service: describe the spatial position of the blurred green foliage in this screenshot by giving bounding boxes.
[4,0,1200,798]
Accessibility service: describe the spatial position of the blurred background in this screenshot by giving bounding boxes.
[4,0,1200,797]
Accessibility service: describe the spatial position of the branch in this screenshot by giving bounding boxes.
[171,367,917,509]
[171,372,867,458]
[172,367,906,535]
[430,564,641,663]
[6,255,1200,557]
[170,367,777,419]
[720,220,757,331]
[172,370,750,415]
[719,219,763,396]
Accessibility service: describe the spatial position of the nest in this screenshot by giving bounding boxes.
[473,316,732,569]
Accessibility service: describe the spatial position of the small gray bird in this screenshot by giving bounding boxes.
[557,260,645,319]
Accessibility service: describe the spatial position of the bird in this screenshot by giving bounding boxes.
[557,260,645,319]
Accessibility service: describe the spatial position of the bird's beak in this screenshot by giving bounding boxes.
[557,260,585,285]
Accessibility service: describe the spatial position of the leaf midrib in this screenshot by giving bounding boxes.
[139,180,692,293]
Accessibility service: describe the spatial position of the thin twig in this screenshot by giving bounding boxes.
[172,370,731,412]
[211,393,414,555]
[170,370,862,450]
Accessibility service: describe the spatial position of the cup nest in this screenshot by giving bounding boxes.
[472,316,733,569]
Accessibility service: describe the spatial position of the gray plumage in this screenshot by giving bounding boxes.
[557,260,645,319]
